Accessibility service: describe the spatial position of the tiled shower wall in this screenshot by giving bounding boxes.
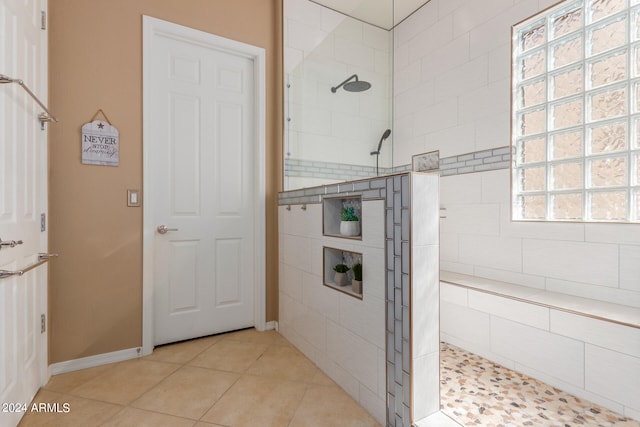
[284,0,392,192]
[394,0,640,308]
[279,173,440,427]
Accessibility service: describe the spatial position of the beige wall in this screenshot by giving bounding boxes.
[49,0,283,364]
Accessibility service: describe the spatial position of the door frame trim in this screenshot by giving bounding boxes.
[141,15,267,355]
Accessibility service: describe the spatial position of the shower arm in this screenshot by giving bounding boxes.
[331,74,358,93]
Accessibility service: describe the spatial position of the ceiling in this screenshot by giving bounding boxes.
[309,0,431,30]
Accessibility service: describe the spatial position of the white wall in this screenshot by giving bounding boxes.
[394,0,640,308]
[284,0,392,189]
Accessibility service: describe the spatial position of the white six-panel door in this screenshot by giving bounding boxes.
[0,0,49,425]
[144,17,264,346]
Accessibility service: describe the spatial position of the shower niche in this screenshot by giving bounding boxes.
[322,195,362,239]
[323,246,363,299]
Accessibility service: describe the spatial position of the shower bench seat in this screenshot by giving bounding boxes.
[439,270,640,420]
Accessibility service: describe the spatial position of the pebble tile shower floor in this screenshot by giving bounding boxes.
[440,342,639,427]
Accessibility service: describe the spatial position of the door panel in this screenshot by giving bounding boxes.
[147,20,256,346]
[0,0,48,425]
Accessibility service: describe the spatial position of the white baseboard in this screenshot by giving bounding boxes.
[265,320,278,331]
[50,347,142,375]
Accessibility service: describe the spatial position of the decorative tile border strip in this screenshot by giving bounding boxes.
[284,146,512,183]
[284,158,393,183]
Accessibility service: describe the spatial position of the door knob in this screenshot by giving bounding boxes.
[157,225,178,234]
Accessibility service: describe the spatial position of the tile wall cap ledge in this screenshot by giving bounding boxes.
[440,271,640,329]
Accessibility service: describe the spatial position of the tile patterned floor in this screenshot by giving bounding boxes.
[17,332,639,427]
[18,329,380,427]
[440,342,640,427]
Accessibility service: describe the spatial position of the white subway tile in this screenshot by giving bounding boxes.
[326,320,379,393]
[440,203,501,236]
[523,239,618,287]
[469,290,549,330]
[287,18,329,55]
[395,0,438,46]
[440,282,468,305]
[408,14,455,64]
[280,262,304,301]
[440,172,483,205]
[313,350,360,399]
[585,223,640,244]
[420,34,470,82]
[439,232,459,263]
[294,306,327,352]
[362,200,386,249]
[412,245,440,357]
[440,260,475,275]
[285,0,324,29]
[459,234,523,272]
[412,352,440,421]
[395,79,435,119]
[585,344,640,411]
[377,348,386,398]
[481,169,510,205]
[474,111,510,152]
[335,38,375,70]
[440,301,491,346]
[433,55,489,102]
[280,233,312,272]
[550,310,640,358]
[362,249,386,301]
[438,0,467,18]
[414,98,460,137]
[302,270,340,319]
[358,384,386,425]
[620,245,640,292]
[468,2,539,59]
[394,60,422,95]
[412,175,440,246]
[472,266,546,289]
[501,206,586,241]
[491,317,585,387]
[431,125,477,162]
[488,42,511,83]
[339,293,385,349]
[332,19,363,44]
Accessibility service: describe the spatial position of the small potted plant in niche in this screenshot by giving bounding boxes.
[351,262,362,294]
[340,206,360,237]
[333,263,350,286]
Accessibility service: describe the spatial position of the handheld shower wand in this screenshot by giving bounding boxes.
[370,129,391,176]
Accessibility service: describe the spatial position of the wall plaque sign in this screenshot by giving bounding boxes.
[81,110,119,166]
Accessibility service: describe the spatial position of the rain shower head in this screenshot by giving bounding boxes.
[331,74,371,93]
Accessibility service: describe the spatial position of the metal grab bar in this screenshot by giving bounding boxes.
[0,253,58,279]
[0,74,58,124]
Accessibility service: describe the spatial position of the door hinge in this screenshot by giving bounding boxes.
[41,314,46,333]
[41,11,46,30]
[41,213,46,232]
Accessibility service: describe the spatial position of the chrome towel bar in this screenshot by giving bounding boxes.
[0,74,58,125]
[0,253,58,279]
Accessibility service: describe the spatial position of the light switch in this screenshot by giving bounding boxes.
[127,189,140,207]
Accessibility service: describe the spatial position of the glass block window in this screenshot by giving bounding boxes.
[512,0,640,222]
